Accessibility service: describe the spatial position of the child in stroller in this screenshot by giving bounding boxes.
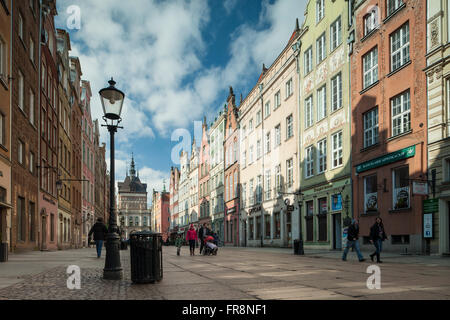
[203,235,218,255]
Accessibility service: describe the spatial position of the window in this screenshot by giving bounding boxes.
[275,124,281,147]
[42,64,46,92]
[387,0,403,16]
[317,85,326,120]
[393,166,409,209]
[364,107,379,148]
[391,90,411,136]
[331,73,342,111]
[242,183,246,207]
[18,13,23,41]
[305,96,313,128]
[265,169,271,200]
[318,197,327,214]
[330,16,342,51]
[257,175,262,203]
[29,152,34,173]
[249,179,254,205]
[249,217,254,240]
[364,175,378,212]
[256,216,261,239]
[256,110,262,126]
[304,46,313,74]
[264,214,271,239]
[274,90,281,109]
[286,158,293,188]
[50,214,55,241]
[29,202,35,241]
[0,36,6,79]
[286,115,293,139]
[275,165,281,192]
[257,139,261,159]
[331,131,343,168]
[242,151,246,167]
[274,212,280,239]
[316,32,326,64]
[316,0,324,23]
[18,140,24,164]
[17,197,26,241]
[264,101,271,118]
[364,8,379,36]
[363,47,378,88]
[390,23,410,72]
[29,37,34,63]
[18,70,24,110]
[249,145,254,163]
[265,132,271,154]
[249,119,253,131]
[0,113,4,146]
[446,159,450,182]
[317,139,327,173]
[305,146,314,178]
[286,78,293,98]
[29,89,34,125]
[306,200,314,241]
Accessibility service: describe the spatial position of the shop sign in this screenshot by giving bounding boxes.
[227,207,236,214]
[286,205,294,212]
[331,194,342,211]
[423,213,433,239]
[413,181,428,195]
[356,145,415,173]
[249,205,261,214]
[423,199,438,214]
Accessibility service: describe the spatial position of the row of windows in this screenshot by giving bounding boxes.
[305,131,343,178]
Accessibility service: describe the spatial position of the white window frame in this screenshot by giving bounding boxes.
[331,131,343,168]
[304,46,313,75]
[317,138,327,173]
[363,47,378,89]
[316,32,326,64]
[29,37,34,63]
[330,16,342,51]
[364,8,379,36]
[0,36,6,79]
[364,175,378,213]
[18,140,24,164]
[275,165,282,192]
[331,72,342,112]
[256,110,262,126]
[390,22,410,72]
[305,146,314,178]
[265,169,271,200]
[317,85,326,121]
[257,139,262,159]
[18,13,23,41]
[286,114,293,139]
[18,70,24,111]
[264,101,271,118]
[265,131,271,154]
[387,0,403,16]
[29,89,35,125]
[275,124,281,147]
[274,90,281,109]
[364,107,379,148]
[29,152,34,173]
[305,95,313,128]
[249,145,254,163]
[286,78,293,98]
[316,0,324,23]
[286,158,293,188]
[391,90,411,137]
[392,166,410,210]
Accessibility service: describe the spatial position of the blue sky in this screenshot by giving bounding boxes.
[55,0,307,202]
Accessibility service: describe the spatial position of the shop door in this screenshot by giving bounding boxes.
[243,220,247,247]
[333,213,342,250]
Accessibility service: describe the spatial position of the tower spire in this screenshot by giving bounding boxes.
[130,153,136,177]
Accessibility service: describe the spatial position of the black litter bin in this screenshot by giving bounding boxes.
[293,239,299,254]
[0,242,8,262]
[120,240,128,250]
[129,231,163,284]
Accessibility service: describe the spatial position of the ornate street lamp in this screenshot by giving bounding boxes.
[99,78,125,280]
[279,189,304,255]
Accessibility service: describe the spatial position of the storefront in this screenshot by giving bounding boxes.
[354,145,426,253]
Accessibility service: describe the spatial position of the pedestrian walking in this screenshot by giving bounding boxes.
[369,217,388,263]
[175,234,183,256]
[186,224,198,256]
[198,223,208,254]
[212,232,219,246]
[342,219,365,262]
[88,217,108,258]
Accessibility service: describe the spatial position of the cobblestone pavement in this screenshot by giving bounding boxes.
[0,246,449,300]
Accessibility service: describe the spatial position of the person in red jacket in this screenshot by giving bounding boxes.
[186,224,198,256]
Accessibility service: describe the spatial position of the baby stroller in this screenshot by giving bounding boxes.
[203,235,218,256]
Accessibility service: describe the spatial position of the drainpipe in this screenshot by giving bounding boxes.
[8,0,13,250]
[38,0,43,249]
[259,83,264,248]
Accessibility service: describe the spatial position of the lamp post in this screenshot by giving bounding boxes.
[279,189,304,255]
[99,78,125,280]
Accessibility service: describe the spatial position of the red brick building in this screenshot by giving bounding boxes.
[10,0,40,251]
[224,87,240,246]
[350,0,427,253]
[169,166,180,237]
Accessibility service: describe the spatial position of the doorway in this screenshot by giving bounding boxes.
[40,215,47,251]
[286,212,292,247]
[333,213,342,250]
[243,220,246,247]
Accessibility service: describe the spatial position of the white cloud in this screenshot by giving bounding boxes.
[223,0,238,14]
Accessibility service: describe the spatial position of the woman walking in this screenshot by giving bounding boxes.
[369,217,388,263]
[186,224,198,256]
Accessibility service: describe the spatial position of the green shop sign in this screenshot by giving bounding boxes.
[423,199,439,214]
[356,145,415,173]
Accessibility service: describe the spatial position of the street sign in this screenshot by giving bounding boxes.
[356,145,415,173]
[423,199,438,214]
[423,213,433,239]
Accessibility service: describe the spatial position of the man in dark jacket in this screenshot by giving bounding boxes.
[342,219,365,262]
[198,223,207,254]
[88,217,108,258]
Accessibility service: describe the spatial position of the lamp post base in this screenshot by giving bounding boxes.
[103,232,123,280]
